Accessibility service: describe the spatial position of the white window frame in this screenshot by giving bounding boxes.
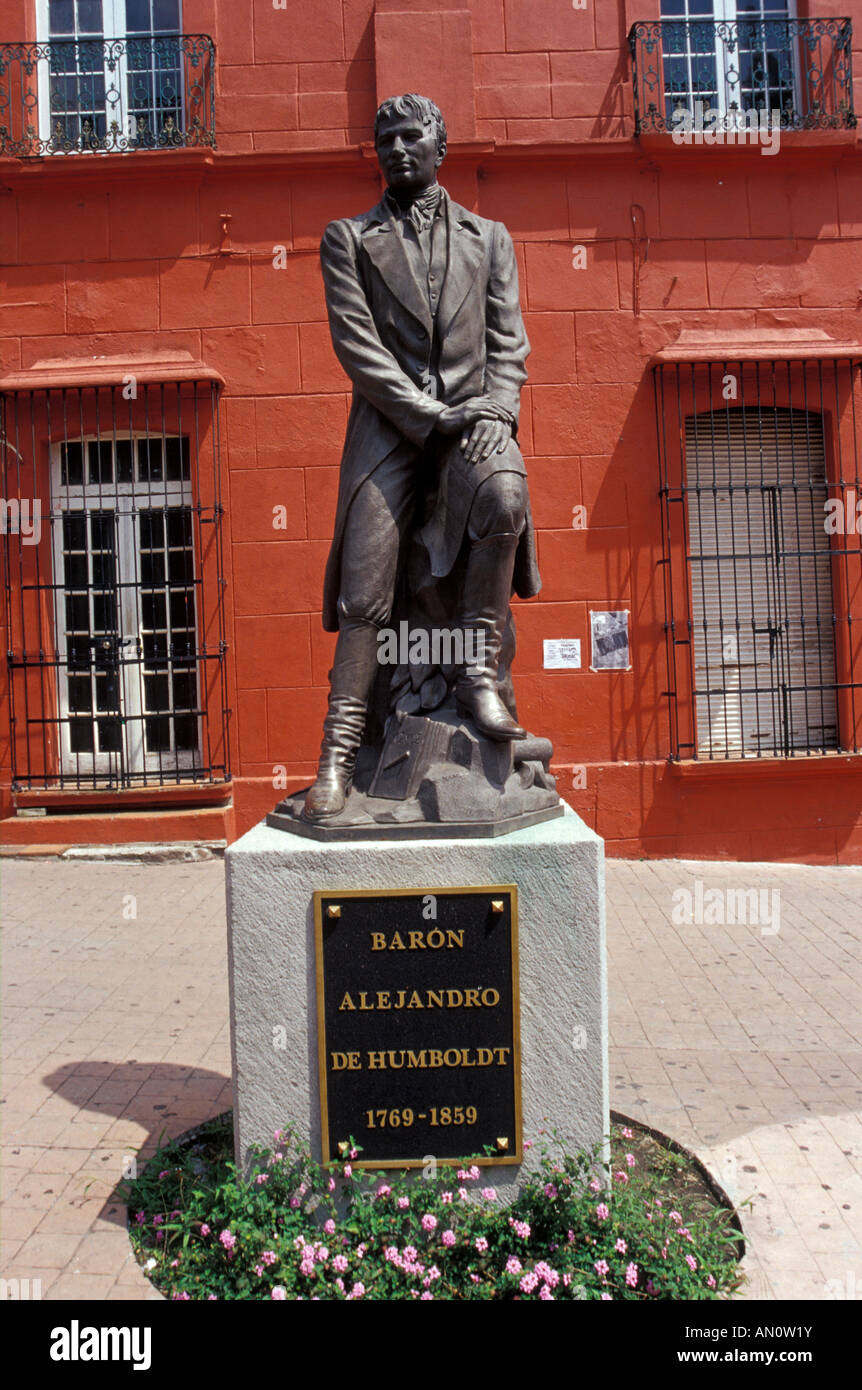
[35,0,184,151]
[663,0,799,125]
[50,434,202,781]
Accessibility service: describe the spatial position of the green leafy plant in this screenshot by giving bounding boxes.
[122,1117,743,1301]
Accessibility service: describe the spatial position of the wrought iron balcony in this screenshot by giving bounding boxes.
[0,33,215,157]
[629,17,855,135]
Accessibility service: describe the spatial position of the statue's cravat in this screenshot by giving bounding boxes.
[385,183,443,234]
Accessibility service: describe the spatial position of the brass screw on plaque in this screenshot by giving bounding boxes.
[491,900,504,914]
[327,904,341,919]
[496,1137,509,1151]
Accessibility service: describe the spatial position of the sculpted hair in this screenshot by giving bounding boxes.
[374,94,448,152]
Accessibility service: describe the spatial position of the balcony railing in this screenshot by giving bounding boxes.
[0,33,215,157]
[630,17,855,135]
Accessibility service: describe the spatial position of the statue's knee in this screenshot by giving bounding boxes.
[468,472,528,540]
[337,594,392,630]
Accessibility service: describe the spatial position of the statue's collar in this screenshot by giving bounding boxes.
[383,182,444,233]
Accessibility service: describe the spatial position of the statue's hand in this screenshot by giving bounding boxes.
[436,397,512,437]
[460,418,512,464]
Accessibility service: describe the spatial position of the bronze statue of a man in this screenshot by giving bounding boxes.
[304,93,541,821]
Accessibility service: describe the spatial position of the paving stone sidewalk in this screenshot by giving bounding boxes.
[1,853,860,1301]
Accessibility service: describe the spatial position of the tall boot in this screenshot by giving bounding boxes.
[303,621,381,820]
[455,532,526,742]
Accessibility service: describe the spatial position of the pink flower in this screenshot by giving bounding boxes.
[200,1223,210,1237]
[333,1255,348,1274]
[625,1262,638,1288]
[324,1219,336,1235]
[707,1275,716,1289]
[621,1126,633,1139]
[481,1188,497,1201]
[669,1210,683,1224]
[441,1230,456,1248]
[535,1261,559,1287]
[328,1178,336,1192]
[595,1204,610,1221]
[520,1270,539,1293]
[262,1251,277,1266]
[475,1237,488,1253]
[421,1214,437,1233]
[589,1178,601,1193]
[420,1291,433,1300]
[458,1188,468,1201]
[271,1287,286,1300]
[506,1256,522,1275]
[625,1153,636,1168]
[219,1230,236,1251]
[441,1192,453,1204]
[601,1292,612,1301]
[397,1196,409,1210]
[254,1264,264,1277]
[538,1285,554,1300]
[376,1184,391,1199]
[544,1183,558,1198]
[523,1140,533,1150]
[135,1211,146,1226]
[686,1254,698,1272]
[343,1164,352,1178]
[594,1260,609,1278]
[349,1282,365,1300]
[254,1174,269,1185]
[615,1238,627,1254]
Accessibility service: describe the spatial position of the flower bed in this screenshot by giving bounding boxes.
[123,1117,743,1301]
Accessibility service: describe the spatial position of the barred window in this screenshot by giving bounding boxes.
[1,374,229,792]
[655,357,862,760]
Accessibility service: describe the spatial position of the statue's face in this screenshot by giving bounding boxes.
[375,112,444,193]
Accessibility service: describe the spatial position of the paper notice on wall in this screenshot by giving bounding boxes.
[543,639,582,670]
[590,611,631,671]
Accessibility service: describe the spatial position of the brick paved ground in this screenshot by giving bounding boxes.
[1,853,860,1301]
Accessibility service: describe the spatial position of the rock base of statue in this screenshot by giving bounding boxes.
[267,706,564,841]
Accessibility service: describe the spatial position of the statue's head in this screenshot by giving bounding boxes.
[374,94,447,194]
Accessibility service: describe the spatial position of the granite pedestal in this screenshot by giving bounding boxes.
[226,803,609,1194]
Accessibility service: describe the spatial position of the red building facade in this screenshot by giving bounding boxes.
[1,0,861,861]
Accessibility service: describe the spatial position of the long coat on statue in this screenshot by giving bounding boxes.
[319,189,541,633]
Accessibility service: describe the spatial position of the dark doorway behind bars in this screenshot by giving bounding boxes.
[655,356,862,761]
[1,377,230,793]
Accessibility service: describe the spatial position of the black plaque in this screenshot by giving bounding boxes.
[314,886,522,1168]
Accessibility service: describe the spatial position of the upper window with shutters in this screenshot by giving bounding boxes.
[0,0,215,156]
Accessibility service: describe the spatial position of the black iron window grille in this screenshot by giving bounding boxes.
[1,379,230,792]
[630,13,856,134]
[0,33,215,156]
[655,358,862,760]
